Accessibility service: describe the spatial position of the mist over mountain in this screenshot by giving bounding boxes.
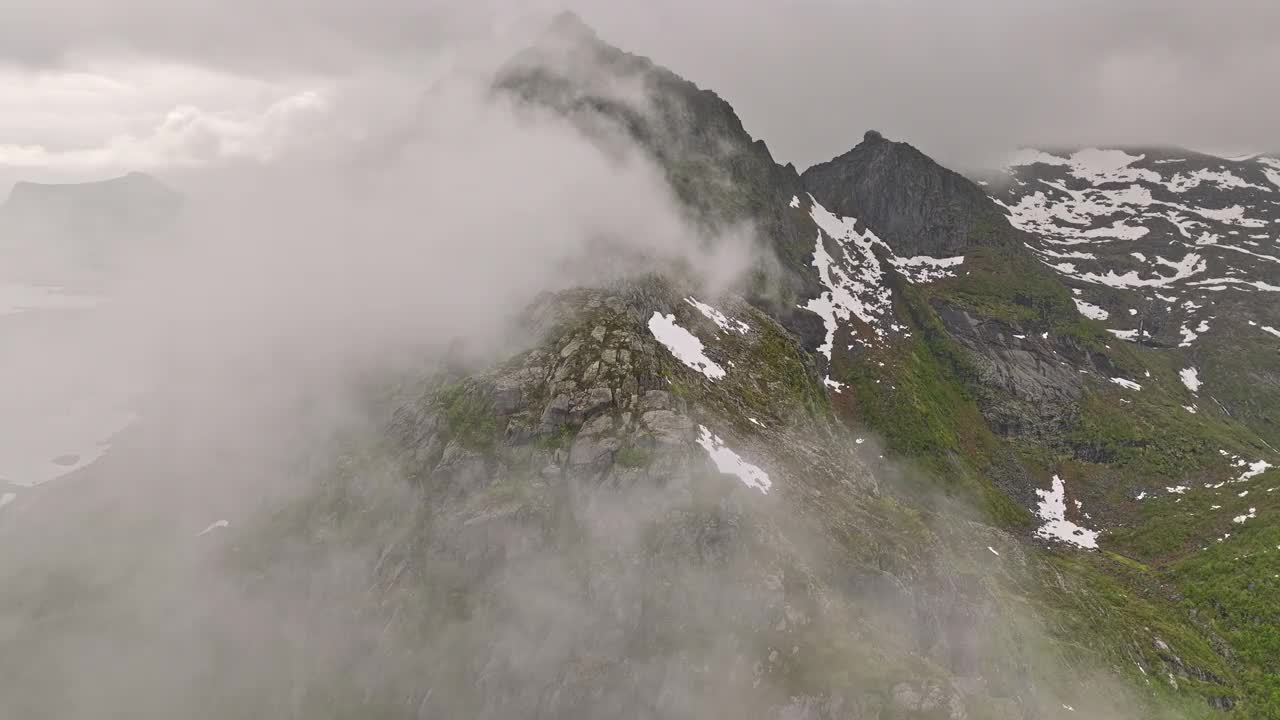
[3,171,179,222]
[1,9,1279,720]
[0,171,180,288]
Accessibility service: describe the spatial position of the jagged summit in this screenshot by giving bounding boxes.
[497,13,753,158]
[801,130,1023,257]
[495,14,825,346]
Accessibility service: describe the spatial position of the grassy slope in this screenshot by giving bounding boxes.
[826,239,1279,717]
[670,141,1274,713]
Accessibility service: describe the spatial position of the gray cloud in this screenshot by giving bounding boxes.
[582,0,1280,168]
[1,0,1277,172]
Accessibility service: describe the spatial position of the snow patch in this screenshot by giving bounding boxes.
[1107,328,1142,342]
[1187,277,1280,292]
[1034,475,1100,549]
[1179,367,1201,393]
[1259,157,1280,190]
[1111,377,1142,391]
[800,198,893,353]
[696,425,771,494]
[1166,169,1271,194]
[1005,148,1071,168]
[1066,149,1158,184]
[888,253,965,283]
[648,312,726,381]
[684,297,749,334]
[1239,460,1272,483]
[799,197,966,354]
[1073,298,1109,320]
[1077,253,1207,290]
[1179,320,1206,347]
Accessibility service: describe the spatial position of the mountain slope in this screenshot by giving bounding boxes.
[495,12,825,350]
[4,15,1279,720]
[980,148,1280,447]
[489,19,1280,717]
[432,17,1277,718]
[802,130,1024,257]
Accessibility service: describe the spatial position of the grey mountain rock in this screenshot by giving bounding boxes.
[495,13,827,352]
[802,130,1023,257]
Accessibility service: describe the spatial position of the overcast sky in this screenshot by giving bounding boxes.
[1,0,1277,186]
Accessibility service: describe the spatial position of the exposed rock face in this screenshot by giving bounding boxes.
[802,131,1023,257]
[432,441,491,495]
[495,12,826,352]
[371,283,1142,719]
[932,302,1087,439]
[791,129,1098,450]
[391,289,702,495]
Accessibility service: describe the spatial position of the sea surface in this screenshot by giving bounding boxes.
[1,276,140,496]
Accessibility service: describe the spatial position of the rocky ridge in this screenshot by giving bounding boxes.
[4,12,1279,720]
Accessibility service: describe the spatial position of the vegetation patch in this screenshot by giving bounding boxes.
[437,382,499,451]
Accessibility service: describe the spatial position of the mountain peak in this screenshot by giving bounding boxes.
[545,10,597,41]
[6,171,175,201]
[801,131,1021,257]
[1,172,181,237]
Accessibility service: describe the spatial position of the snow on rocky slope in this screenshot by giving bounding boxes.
[984,148,1280,351]
[796,192,964,362]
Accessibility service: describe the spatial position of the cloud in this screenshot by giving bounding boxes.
[0,61,347,188]
[84,65,761,410]
[0,90,332,170]
[0,9,1197,717]
[4,1,1278,175]
[0,42,775,717]
[578,0,1280,167]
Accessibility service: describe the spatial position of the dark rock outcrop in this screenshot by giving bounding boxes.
[494,13,826,352]
[932,301,1087,440]
[802,131,1022,257]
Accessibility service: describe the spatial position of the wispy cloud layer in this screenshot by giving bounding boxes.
[2,0,1278,180]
